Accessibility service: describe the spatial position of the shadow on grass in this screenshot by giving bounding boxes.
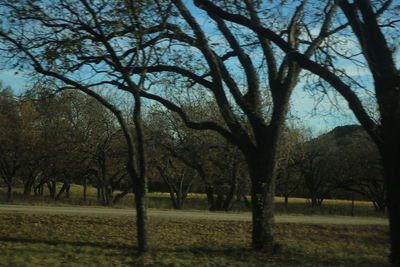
[0,236,264,264]
[0,236,247,254]
[0,236,135,253]
[0,236,389,266]
[0,236,267,257]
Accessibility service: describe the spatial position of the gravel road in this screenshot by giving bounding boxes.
[0,204,387,225]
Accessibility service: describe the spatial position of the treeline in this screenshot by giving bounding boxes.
[0,85,385,211]
[0,86,129,204]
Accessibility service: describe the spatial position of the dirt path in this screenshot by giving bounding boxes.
[0,204,387,225]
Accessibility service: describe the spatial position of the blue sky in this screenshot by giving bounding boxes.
[0,67,359,134]
[1,0,396,135]
[0,70,27,91]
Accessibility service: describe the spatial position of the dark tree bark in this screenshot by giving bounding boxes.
[197,0,400,262]
[381,131,400,264]
[223,174,237,211]
[128,0,325,250]
[6,182,13,202]
[247,158,276,250]
[205,185,216,211]
[113,190,129,205]
[23,176,36,196]
[0,158,19,202]
[47,181,56,199]
[55,183,70,200]
[155,164,192,209]
[0,0,159,254]
[34,182,44,196]
[83,176,87,202]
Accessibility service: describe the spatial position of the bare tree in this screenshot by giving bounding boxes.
[275,126,304,207]
[0,0,173,253]
[113,0,337,250]
[195,0,400,262]
[331,127,386,212]
[298,138,337,207]
[0,87,21,201]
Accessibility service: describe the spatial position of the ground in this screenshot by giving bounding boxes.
[0,204,388,225]
[0,207,390,266]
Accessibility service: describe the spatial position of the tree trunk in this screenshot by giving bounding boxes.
[242,194,251,209]
[65,184,70,198]
[223,183,236,211]
[34,182,44,196]
[176,190,182,209]
[284,195,289,207]
[372,200,386,213]
[104,184,113,206]
[216,192,224,210]
[248,156,277,251]
[6,182,13,202]
[113,190,128,205]
[205,185,216,211]
[169,192,179,209]
[250,176,275,251]
[97,184,102,201]
[161,175,179,209]
[23,178,35,195]
[311,197,318,207]
[223,165,238,211]
[47,181,56,199]
[55,183,69,200]
[382,142,400,265]
[134,191,148,253]
[83,176,87,202]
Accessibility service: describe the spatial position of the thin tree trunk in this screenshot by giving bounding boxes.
[135,191,148,253]
[216,192,224,210]
[113,190,129,205]
[284,195,289,207]
[105,184,113,206]
[34,182,44,196]
[65,184,70,198]
[6,182,13,202]
[160,171,179,209]
[23,177,35,195]
[223,164,238,211]
[177,178,184,209]
[83,176,87,202]
[311,197,318,207]
[97,183,101,201]
[47,181,56,199]
[205,185,216,211]
[223,184,236,211]
[55,183,69,200]
[373,200,386,213]
[169,191,178,209]
[242,194,251,209]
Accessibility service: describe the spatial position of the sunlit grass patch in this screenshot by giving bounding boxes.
[1,185,383,217]
[0,214,390,266]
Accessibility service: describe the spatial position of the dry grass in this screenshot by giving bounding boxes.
[0,213,390,266]
[0,184,381,217]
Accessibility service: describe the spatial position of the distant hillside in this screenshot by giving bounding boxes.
[314,124,370,148]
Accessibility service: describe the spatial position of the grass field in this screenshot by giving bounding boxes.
[0,214,389,266]
[0,184,384,217]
